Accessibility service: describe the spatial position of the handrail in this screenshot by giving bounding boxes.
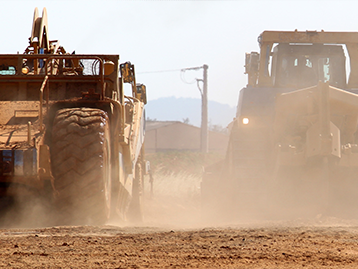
[35,55,107,133]
[124,95,140,103]
[44,55,105,99]
[39,75,48,132]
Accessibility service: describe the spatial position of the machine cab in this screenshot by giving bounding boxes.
[270,43,347,89]
[245,31,358,90]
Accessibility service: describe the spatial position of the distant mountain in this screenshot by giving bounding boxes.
[145,97,236,128]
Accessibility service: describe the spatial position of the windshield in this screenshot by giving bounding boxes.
[279,55,343,88]
[273,44,346,89]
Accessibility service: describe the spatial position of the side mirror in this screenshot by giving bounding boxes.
[136,83,147,104]
[244,52,260,86]
[245,52,260,74]
[119,62,135,83]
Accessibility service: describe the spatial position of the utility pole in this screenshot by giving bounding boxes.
[181,64,209,153]
[201,64,209,153]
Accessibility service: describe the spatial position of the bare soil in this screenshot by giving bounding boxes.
[2,221,358,268]
[1,153,358,268]
[2,192,358,268]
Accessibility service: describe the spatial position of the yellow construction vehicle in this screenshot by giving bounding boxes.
[202,30,358,220]
[0,8,147,225]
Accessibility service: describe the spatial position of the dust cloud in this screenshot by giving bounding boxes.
[122,151,229,229]
[198,159,358,228]
[140,171,202,228]
[2,152,358,230]
[0,191,55,228]
[127,164,358,231]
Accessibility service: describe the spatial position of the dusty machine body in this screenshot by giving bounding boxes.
[202,30,358,220]
[0,8,147,224]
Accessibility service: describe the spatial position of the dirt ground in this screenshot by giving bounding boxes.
[1,164,358,268]
[2,191,358,268]
[2,220,358,268]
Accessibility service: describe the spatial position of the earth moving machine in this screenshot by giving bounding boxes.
[0,8,148,225]
[202,30,358,220]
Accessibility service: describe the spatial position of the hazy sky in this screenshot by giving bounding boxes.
[1,0,357,107]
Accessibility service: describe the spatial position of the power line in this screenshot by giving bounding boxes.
[137,66,204,85]
[180,65,205,84]
[139,64,209,153]
[180,70,197,84]
[137,68,182,74]
[137,65,204,75]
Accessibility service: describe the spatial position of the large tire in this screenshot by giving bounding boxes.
[51,107,111,225]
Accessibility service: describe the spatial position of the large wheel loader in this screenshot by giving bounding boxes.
[202,30,358,221]
[0,8,148,225]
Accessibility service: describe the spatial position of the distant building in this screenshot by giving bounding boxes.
[145,121,228,154]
